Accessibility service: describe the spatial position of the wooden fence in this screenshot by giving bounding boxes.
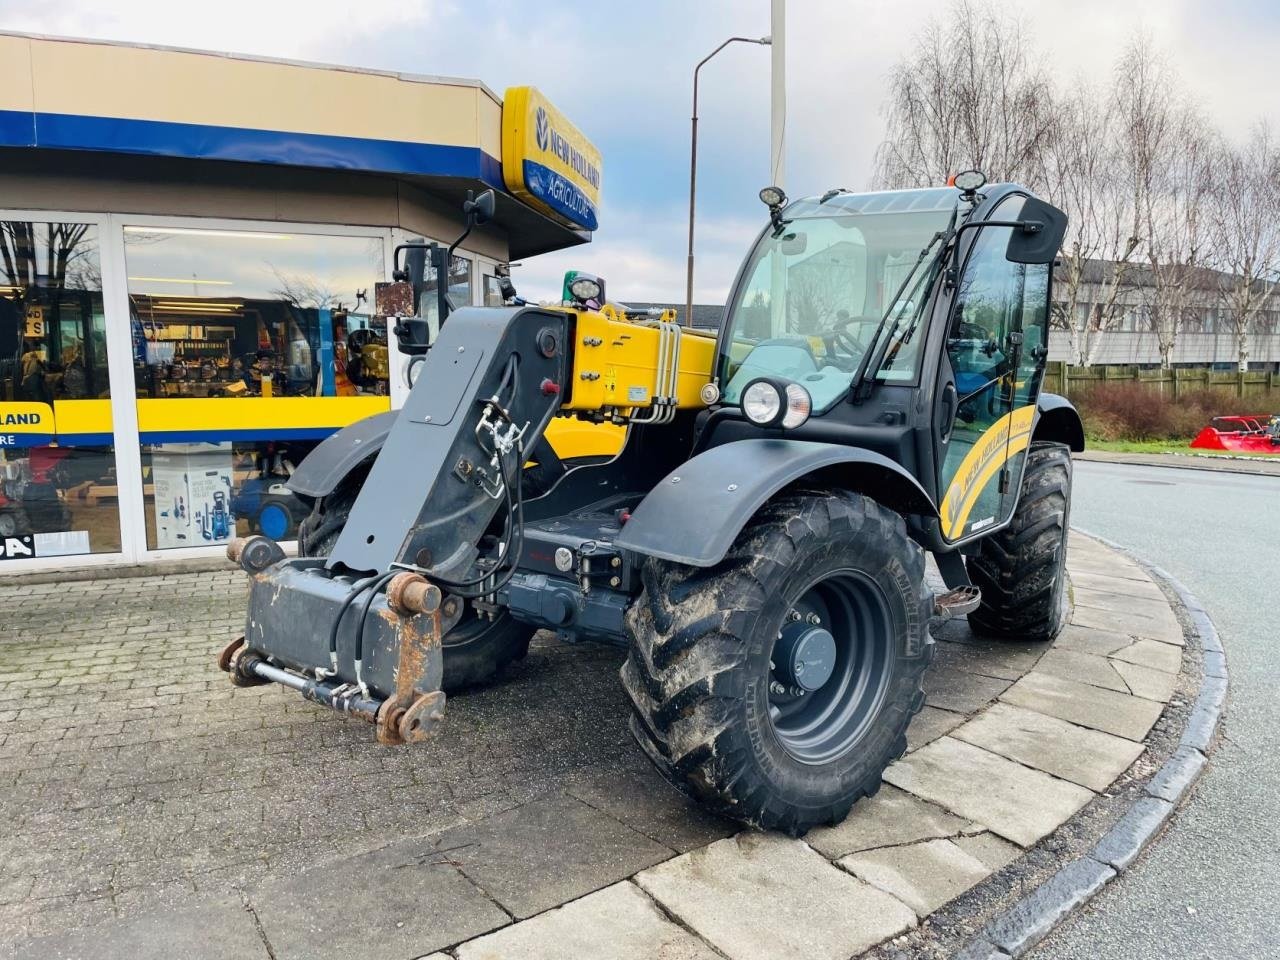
[1043,364,1280,403]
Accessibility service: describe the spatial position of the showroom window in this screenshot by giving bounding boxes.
[123,225,387,549]
[0,220,120,560]
[483,273,505,307]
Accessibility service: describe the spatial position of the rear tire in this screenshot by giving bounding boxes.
[296,468,535,692]
[967,441,1072,642]
[622,491,933,836]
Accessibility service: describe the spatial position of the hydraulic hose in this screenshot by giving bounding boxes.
[351,570,399,696]
[325,572,383,676]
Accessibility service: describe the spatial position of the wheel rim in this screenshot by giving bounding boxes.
[767,569,894,765]
[0,512,15,537]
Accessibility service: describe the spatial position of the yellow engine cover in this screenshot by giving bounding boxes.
[543,417,626,459]
[561,307,718,413]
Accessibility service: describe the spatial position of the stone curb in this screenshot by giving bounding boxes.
[953,532,1227,958]
[0,555,231,586]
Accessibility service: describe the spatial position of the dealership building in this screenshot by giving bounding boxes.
[0,31,602,571]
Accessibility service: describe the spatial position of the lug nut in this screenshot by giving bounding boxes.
[770,681,787,696]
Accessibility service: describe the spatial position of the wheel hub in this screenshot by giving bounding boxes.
[774,620,838,692]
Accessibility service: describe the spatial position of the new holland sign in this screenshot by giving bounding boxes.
[0,402,55,447]
[502,86,602,232]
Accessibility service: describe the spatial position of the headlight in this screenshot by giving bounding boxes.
[782,382,811,428]
[569,275,602,303]
[741,378,811,429]
[742,379,783,426]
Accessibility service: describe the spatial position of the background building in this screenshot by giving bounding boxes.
[1048,259,1280,370]
[0,32,600,571]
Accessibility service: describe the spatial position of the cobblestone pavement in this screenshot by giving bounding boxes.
[0,535,1184,958]
[0,568,645,946]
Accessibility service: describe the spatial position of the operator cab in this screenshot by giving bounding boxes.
[704,178,1067,552]
[717,186,962,415]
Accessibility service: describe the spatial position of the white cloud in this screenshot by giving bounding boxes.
[4,0,1277,306]
[513,206,761,306]
[0,1,446,62]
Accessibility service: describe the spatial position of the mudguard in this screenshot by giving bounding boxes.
[287,410,398,499]
[613,438,938,568]
[287,412,628,501]
[1034,393,1085,452]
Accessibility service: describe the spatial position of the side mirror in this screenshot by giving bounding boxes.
[465,189,496,227]
[1005,198,1068,265]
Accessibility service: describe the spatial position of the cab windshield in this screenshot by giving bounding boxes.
[718,188,959,411]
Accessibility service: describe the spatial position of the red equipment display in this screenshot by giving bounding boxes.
[1189,415,1280,453]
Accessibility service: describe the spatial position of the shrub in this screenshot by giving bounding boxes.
[1072,383,1244,441]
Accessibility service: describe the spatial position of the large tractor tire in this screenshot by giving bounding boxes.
[967,442,1072,643]
[622,491,933,836]
[296,469,535,692]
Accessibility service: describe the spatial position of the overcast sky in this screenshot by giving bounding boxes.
[3,0,1277,304]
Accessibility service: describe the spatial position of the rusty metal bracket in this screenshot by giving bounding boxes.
[217,636,270,687]
[373,574,460,746]
[399,690,447,743]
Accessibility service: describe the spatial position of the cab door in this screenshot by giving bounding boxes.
[936,196,1051,543]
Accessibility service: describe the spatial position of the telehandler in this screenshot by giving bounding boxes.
[219,171,1083,834]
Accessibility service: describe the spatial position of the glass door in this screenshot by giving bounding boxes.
[937,197,1050,543]
[0,217,124,563]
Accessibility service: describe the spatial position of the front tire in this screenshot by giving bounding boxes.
[967,442,1072,642]
[296,468,535,692]
[622,492,933,835]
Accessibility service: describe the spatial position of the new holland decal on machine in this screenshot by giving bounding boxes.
[939,405,1036,540]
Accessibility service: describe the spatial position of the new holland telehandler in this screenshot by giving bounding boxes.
[219,171,1083,834]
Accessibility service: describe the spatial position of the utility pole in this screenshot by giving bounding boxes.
[770,0,786,190]
[768,0,787,337]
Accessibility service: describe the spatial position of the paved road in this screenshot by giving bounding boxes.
[1035,461,1280,959]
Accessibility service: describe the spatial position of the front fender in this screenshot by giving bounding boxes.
[287,410,398,498]
[613,439,937,568]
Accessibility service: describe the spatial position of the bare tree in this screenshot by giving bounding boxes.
[1068,34,1183,368]
[268,265,340,310]
[873,0,1056,189]
[0,221,94,289]
[1140,102,1216,370]
[785,243,861,335]
[1210,124,1280,371]
[1041,81,1145,365]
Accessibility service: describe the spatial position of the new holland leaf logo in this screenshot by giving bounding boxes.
[535,106,550,151]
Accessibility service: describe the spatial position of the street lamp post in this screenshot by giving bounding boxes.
[686,35,770,328]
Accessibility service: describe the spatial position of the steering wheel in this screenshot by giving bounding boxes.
[820,328,865,371]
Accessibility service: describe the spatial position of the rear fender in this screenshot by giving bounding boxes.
[1034,393,1085,452]
[287,410,398,499]
[286,411,605,501]
[613,438,937,568]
